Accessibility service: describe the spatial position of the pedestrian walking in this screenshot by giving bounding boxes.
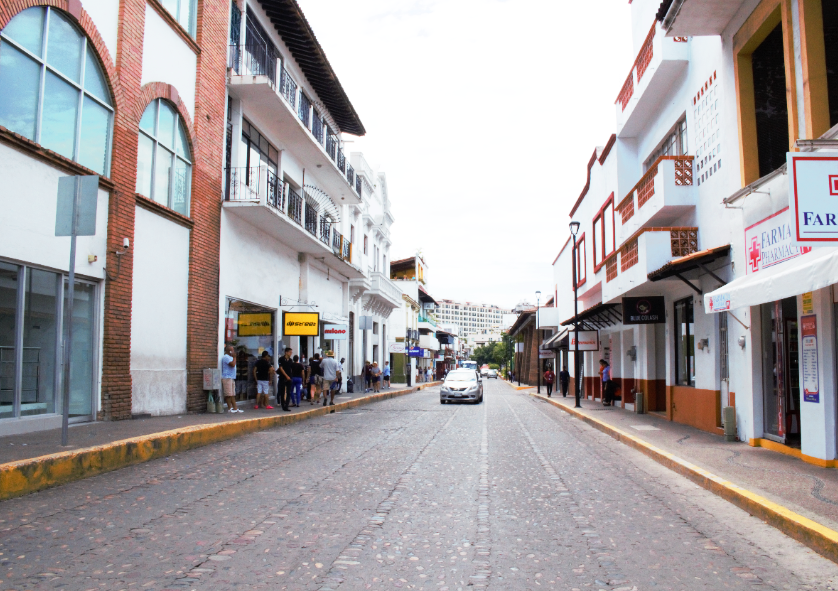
[252,351,275,409]
[425,367,431,382]
[339,358,346,394]
[371,362,382,392]
[599,359,613,406]
[383,361,391,389]
[221,345,242,413]
[320,350,342,406]
[290,354,304,407]
[559,366,570,398]
[543,364,555,398]
[277,347,294,411]
[309,353,323,404]
[364,361,372,392]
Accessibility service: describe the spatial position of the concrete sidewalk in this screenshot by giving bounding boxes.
[520,387,838,561]
[0,382,440,500]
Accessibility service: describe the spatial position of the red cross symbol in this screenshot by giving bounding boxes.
[830,175,838,196]
[748,236,761,272]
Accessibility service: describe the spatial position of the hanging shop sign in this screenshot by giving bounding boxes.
[422,302,435,310]
[622,296,666,324]
[538,349,555,359]
[238,313,273,336]
[801,314,819,403]
[408,346,424,358]
[707,292,731,312]
[282,311,319,336]
[745,207,812,275]
[569,330,600,351]
[788,152,838,245]
[323,324,348,340]
[389,342,406,354]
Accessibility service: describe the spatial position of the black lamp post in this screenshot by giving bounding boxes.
[570,221,582,408]
[535,290,541,394]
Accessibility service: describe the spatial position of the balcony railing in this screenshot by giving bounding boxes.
[319,217,331,245]
[617,155,694,225]
[342,236,351,261]
[288,187,303,225]
[226,166,282,203]
[615,23,655,111]
[229,56,359,192]
[355,175,362,196]
[304,201,318,235]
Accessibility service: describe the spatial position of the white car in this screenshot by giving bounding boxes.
[440,370,483,404]
[480,367,489,376]
[487,369,498,379]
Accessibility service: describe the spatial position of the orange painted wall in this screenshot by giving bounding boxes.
[669,386,721,433]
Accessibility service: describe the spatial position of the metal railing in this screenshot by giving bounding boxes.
[337,150,346,173]
[287,187,302,225]
[346,165,354,187]
[332,230,342,254]
[355,175,362,195]
[226,166,284,208]
[312,111,323,144]
[267,169,283,210]
[304,200,318,236]
[280,68,296,109]
[326,133,338,161]
[342,236,351,261]
[319,217,331,245]
[228,43,277,86]
[298,93,311,128]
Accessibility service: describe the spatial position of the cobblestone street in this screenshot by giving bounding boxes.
[1,380,837,591]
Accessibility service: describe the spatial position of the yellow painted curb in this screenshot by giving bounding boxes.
[0,384,439,502]
[528,392,838,564]
[749,438,838,468]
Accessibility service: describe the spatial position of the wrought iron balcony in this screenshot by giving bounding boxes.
[312,111,324,145]
[326,133,337,161]
[337,150,346,173]
[346,165,355,188]
[355,175,362,195]
[279,68,296,109]
[319,217,331,245]
[298,92,311,128]
[228,44,277,86]
[288,187,303,225]
[226,166,283,205]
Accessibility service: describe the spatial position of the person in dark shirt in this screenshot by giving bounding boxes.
[252,351,275,410]
[559,366,571,398]
[290,355,304,407]
[277,347,294,411]
[308,353,323,405]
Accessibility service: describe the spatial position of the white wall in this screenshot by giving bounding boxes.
[82,0,120,64]
[141,4,197,117]
[131,206,190,415]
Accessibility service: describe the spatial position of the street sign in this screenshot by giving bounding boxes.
[570,330,600,351]
[324,324,348,340]
[55,175,99,447]
[622,296,665,324]
[788,152,838,245]
[56,175,98,236]
[408,346,424,358]
[359,315,373,330]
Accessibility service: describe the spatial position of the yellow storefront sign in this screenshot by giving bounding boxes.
[238,313,273,336]
[283,312,320,336]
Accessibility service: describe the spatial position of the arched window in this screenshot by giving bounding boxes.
[0,7,113,175]
[136,99,192,216]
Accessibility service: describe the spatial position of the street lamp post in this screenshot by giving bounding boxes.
[569,221,582,408]
[535,290,541,394]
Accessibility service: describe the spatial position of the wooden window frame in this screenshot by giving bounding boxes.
[574,233,587,289]
[592,193,616,272]
[733,0,799,186]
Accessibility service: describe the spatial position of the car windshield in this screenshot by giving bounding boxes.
[446,372,476,382]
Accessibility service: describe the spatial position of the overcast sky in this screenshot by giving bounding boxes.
[298,0,633,310]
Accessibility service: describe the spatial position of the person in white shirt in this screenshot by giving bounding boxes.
[320,350,342,407]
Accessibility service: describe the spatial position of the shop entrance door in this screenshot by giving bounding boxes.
[761,298,801,446]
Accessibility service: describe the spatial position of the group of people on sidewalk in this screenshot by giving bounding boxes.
[541,359,614,405]
[220,346,345,414]
[362,361,390,393]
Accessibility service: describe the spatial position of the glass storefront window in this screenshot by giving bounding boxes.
[674,298,695,386]
[22,268,60,416]
[761,297,800,443]
[0,261,96,422]
[0,262,20,419]
[226,298,275,402]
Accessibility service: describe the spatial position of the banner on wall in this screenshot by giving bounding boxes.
[282,312,319,336]
[238,313,273,336]
[801,314,819,403]
[389,342,406,354]
[324,324,348,340]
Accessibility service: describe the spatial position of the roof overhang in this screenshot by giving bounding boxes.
[659,0,751,37]
[541,328,569,351]
[560,303,622,330]
[257,0,365,135]
[648,245,730,294]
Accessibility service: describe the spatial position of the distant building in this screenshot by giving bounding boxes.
[435,300,512,337]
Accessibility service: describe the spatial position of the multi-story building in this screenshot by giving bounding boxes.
[550,0,838,468]
[435,300,510,338]
[0,0,401,435]
[389,256,440,380]
[221,1,401,398]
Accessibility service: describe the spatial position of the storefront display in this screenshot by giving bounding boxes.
[226,298,276,402]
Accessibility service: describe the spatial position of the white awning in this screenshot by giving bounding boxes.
[541,327,569,350]
[704,248,838,313]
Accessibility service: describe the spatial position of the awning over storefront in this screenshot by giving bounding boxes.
[541,327,569,350]
[704,248,838,313]
[648,245,730,294]
[560,303,622,329]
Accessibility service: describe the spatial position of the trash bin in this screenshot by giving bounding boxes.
[634,390,645,414]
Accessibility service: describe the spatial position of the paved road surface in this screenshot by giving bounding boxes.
[1,380,836,590]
